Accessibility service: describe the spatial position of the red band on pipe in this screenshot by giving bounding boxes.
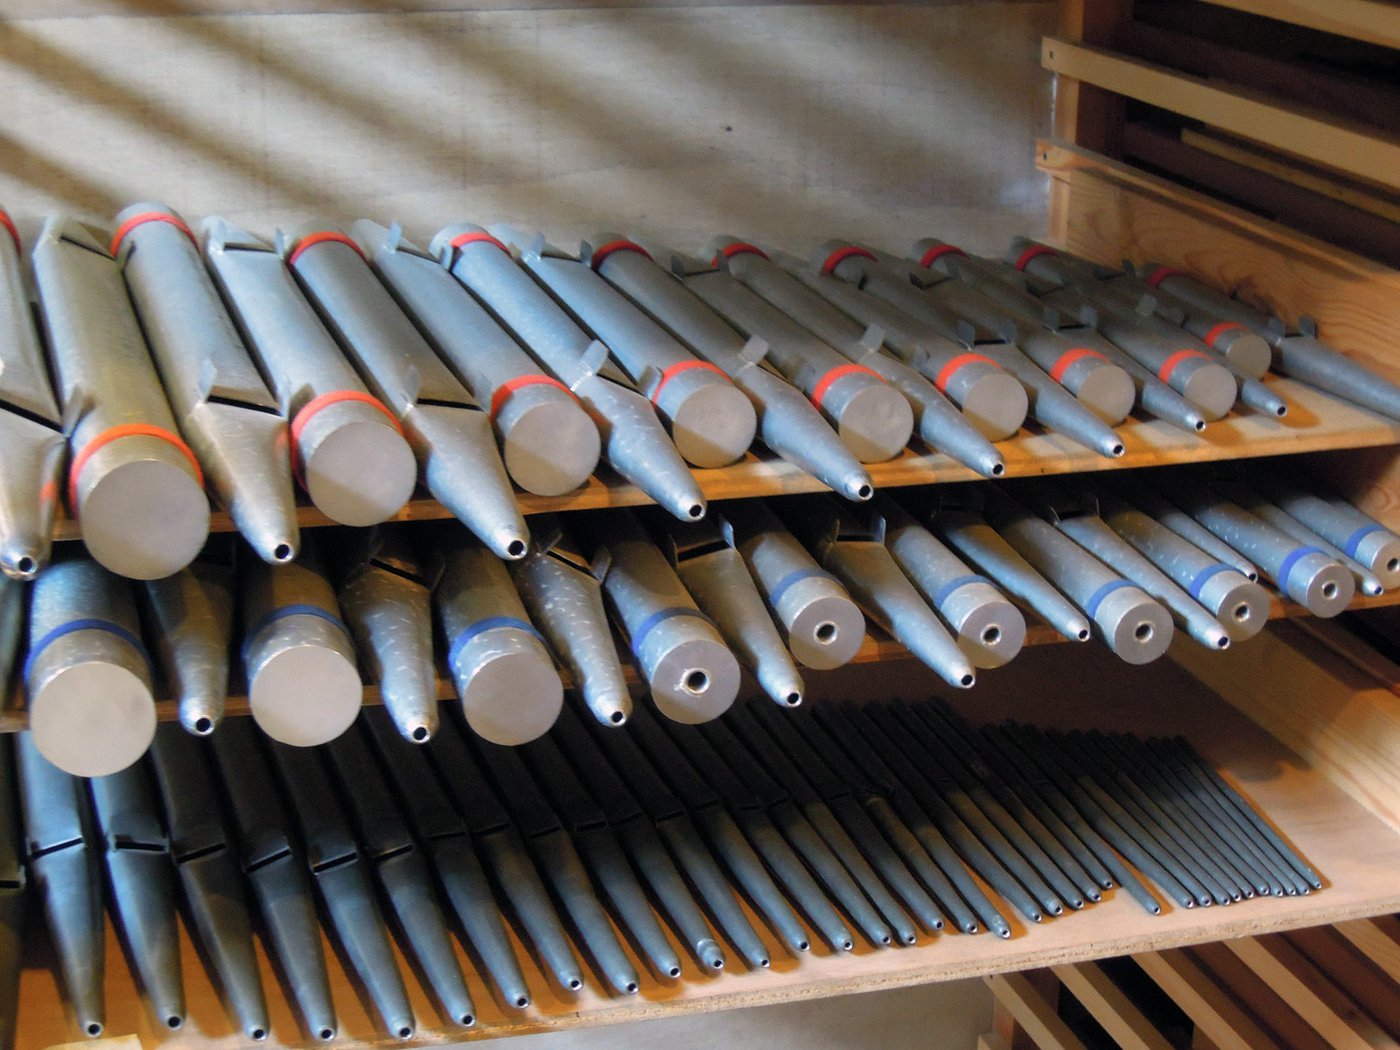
[650,360,728,405]
[287,231,364,267]
[68,424,204,513]
[489,373,574,421]
[933,352,997,394]
[1203,321,1246,348]
[1049,347,1105,384]
[811,363,880,408]
[0,211,19,252]
[109,211,196,257]
[1144,266,1188,289]
[1157,348,1209,385]
[449,230,508,254]
[1013,244,1058,271]
[289,390,402,481]
[820,246,877,275]
[918,244,966,268]
[713,242,769,264]
[590,239,651,270]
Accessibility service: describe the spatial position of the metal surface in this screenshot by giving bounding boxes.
[143,558,234,736]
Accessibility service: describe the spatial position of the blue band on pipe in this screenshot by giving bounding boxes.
[1188,562,1236,601]
[1343,523,1388,559]
[766,566,836,609]
[1084,579,1134,620]
[24,618,150,684]
[1277,545,1326,602]
[448,616,544,668]
[630,606,712,655]
[931,574,992,609]
[242,603,350,664]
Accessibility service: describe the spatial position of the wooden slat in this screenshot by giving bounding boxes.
[985,973,1087,1050]
[1225,935,1394,1049]
[1285,926,1400,1040]
[1189,942,1333,1050]
[1336,918,1400,988]
[1042,39,1400,192]
[1134,948,1275,1050]
[979,1034,1015,1050]
[1052,0,1132,153]
[1191,0,1400,51]
[1052,962,1173,1050]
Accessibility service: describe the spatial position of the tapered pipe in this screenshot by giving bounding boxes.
[148,724,269,1042]
[32,216,209,579]
[777,495,974,687]
[877,496,1026,668]
[434,224,704,520]
[657,515,805,707]
[1095,488,1270,642]
[285,221,528,558]
[435,532,562,745]
[144,558,233,736]
[681,261,914,462]
[25,558,156,777]
[1156,476,1354,617]
[774,252,1028,443]
[1115,477,1260,581]
[816,242,1124,458]
[502,231,756,468]
[88,762,185,1030]
[982,488,1173,664]
[116,202,297,563]
[717,499,865,670]
[335,528,439,743]
[1256,475,1400,589]
[1234,489,1384,598]
[928,505,1091,642]
[587,234,872,500]
[574,509,740,723]
[508,515,631,728]
[0,205,63,581]
[241,540,362,747]
[204,218,417,526]
[211,720,336,1042]
[706,237,1001,474]
[355,221,600,496]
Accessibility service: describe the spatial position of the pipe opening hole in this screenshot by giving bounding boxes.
[1275,405,1287,416]
[1193,420,1206,431]
[1389,558,1399,574]
[273,543,294,562]
[856,485,873,500]
[87,1025,103,1038]
[167,1016,183,1030]
[1111,444,1125,457]
[15,556,34,576]
[626,983,639,994]
[193,716,214,735]
[461,1014,475,1027]
[1076,628,1090,641]
[785,692,802,707]
[711,959,724,970]
[411,725,430,742]
[991,463,1005,476]
[319,1029,335,1042]
[1233,603,1250,622]
[668,966,681,978]
[959,673,974,687]
[981,625,1001,645]
[397,1027,413,1040]
[507,539,527,558]
[516,996,530,1009]
[610,710,626,724]
[683,669,709,694]
[1215,635,1229,648]
[687,504,704,519]
[251,1029,267,1042]
[1134,622,1154,642]
[815,621,837,644]
[569,978,583,990]
[1322,581,1338,599]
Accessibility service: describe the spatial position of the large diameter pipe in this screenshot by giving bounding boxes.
[32,217,209,580]
[1257,475,1400,589]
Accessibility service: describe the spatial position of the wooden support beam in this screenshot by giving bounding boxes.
[1191,0,1400,51]
[985,973,1089,1050]
[1042,38,1400,192]
[1336,917,1400,988]
[1134,949,1275,1050]
[1052,0,1133,154]
[1052,963,1173,1050]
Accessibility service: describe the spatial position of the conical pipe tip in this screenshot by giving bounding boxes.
[0,542,44,580]
[840,470,875,502]
[491,530,531,561]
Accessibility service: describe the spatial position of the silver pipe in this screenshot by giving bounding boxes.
[143,557,233,737]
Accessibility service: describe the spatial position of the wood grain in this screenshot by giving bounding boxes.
[1133,948,1275,1050]
[1052,962,1174,1050]
[1189,0,1400,51]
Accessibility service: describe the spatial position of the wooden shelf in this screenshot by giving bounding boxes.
[17,632,1400,1049]
[46,378,1400,544]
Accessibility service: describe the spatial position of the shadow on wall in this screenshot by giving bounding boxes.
[0,0,1053,253]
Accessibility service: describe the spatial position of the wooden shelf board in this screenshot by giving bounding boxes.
[46,379,1400,544]
[1191,0,1400,52]
[15,638,1400,1049]
[2,589,1397,735]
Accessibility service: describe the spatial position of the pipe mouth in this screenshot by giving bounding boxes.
[784,692,802,707]
[1389,558,1399,574]
[687,504,704,519]
[251,1028,268,1042]
[682,669,710,695]
[610,710,627,724]
[1233,603,1251,622]
[318,1028,336,1042]
[87,1024,104,1038]
[569,978,583,990]
[990,463,1006,476]
[1134,622,1154,642]
[856,484,873,500]
[1321,581,1338,600]
[461,1014,475,1027]
[667,966,681,978]
[273,543,294,562]
[625,982,639,994]
[1215,635,1230,649]
[397,1026,414,1039]
[166,1016,183,1030]
[411,725,430,742]
[1077,628,1090,641]
[515,996,530,1009]
[1193,420,1206,431]
[193,716,215,735]
[981,625,1001,645]
[507,539,528,558]
[14,556,35,576]
[815,621,838,644]
[959,673,974,687]
[1111,443,1125,457]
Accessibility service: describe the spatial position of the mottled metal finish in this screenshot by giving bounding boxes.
[1259,475,1400,588]
[435,224,706,521]
[1236,490,1384,598]
[589,233,871,501]
[777,495,975,689]
[0,207,63,580]
[116,202,297,565]
[284,222,528,559]
[354,222,599,497]
[336,528,438,744]
[707,237,1004,476]
[25,558,155,777]
[32,217,210,580]
[509,515,631,728]
[144,560,234,736]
